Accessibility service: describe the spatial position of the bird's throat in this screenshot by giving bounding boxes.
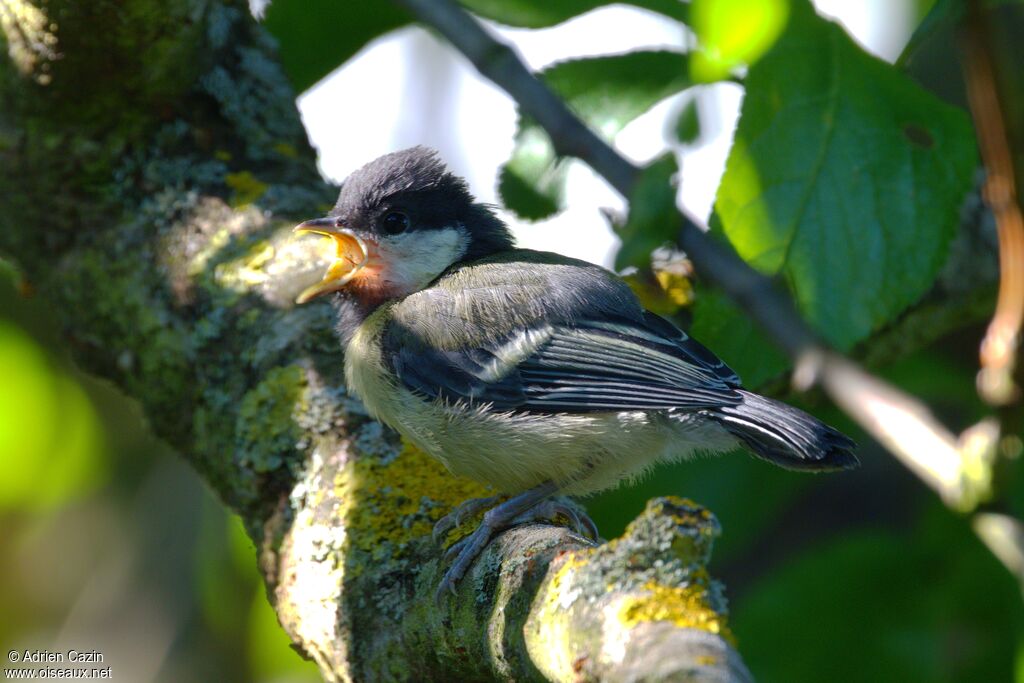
[331,288,389,348]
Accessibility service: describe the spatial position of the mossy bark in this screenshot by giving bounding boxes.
[0,2,995,682]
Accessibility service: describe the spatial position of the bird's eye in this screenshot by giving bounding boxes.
[381,211,410,235]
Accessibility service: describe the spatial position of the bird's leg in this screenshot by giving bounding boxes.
[431,493,503,544]
[435,481,559,602]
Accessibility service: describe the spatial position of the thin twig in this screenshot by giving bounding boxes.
[962,1,1024,408]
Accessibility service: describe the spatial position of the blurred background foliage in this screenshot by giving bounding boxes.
[3,0,1024,681]
[0,264,319,681]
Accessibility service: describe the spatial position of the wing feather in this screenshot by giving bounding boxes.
[381,253,743,414]
[387,318,742,413]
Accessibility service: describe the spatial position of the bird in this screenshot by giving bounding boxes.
[293,146,857,600]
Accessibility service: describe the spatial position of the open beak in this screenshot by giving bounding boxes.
[293,217,369,304]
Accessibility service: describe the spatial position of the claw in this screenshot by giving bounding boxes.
[455,494,500,526]
[580,511,600,541]
[434,523,497,606]
[432,494,502,545]
[443,535,470,563]
[432,514,456,545]
[435,574,459,604]
[557,501,600,540]
[555,502,584,535]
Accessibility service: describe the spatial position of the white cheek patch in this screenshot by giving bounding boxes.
[376,227,469,294]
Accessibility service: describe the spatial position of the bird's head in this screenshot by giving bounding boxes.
[293,147,514,305]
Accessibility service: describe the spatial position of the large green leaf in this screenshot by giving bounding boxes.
[462,0,686,28]
[500,50,692,220]
[261,3,411,93]
[703,0,976,379]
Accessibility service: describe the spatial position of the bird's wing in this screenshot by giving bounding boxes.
[384,254,742,413]
[393,317,742,413]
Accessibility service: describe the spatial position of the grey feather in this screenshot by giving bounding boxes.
[706,391,858,471]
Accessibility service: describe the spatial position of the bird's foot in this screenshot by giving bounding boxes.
[433,483,599,603]
[431,494,503,544]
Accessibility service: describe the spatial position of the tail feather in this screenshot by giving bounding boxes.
[709,390,858,471]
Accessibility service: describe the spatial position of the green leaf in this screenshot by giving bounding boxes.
[259,0,688,93]
[261,2,411,93]
[898,0,961,72]
[690,0,790,82]
[709,0,977,355]
[500,50,692,220]
[900,0,1024,124]
[613,153,679,270]
[672,98,702,144]
[461,0,687,28]
[499,127,571,221]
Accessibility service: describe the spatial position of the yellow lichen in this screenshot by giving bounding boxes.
[335,439,490,558]
[621,496,715,546]
[273,142,299,158]
[235,364,308,472]
[546,552,592,607]
[225,171,269,207]
[186,226,232,278]
[617,580,733,643]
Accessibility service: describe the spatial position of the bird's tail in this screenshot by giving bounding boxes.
[708,390,858,471]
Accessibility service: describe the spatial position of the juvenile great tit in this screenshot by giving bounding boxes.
[295,147,857,598]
